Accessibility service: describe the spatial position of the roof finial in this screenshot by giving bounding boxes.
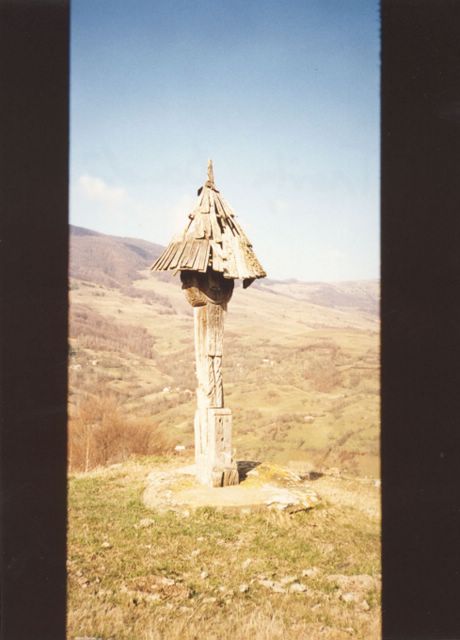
[207,159,215,186]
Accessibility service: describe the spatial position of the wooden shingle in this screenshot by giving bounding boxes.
[151,161,266,285]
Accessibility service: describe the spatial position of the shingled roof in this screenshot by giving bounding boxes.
[150,161,266,288]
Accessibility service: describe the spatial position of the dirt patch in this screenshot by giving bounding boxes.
[143,462,321,512]
[142,460,380,520]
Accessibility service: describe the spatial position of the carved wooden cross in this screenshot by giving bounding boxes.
[151,161,266,486]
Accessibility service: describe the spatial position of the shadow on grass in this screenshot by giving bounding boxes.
[236,460,261,481]
[301,471,324,481]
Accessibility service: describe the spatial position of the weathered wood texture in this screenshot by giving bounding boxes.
[151,162,266,286]
[193,302,238,487]
[195,407,238,487]
[150,163,264,488]
[181,269,234,309]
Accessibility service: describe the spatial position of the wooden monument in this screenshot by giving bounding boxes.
[151,161,266,487]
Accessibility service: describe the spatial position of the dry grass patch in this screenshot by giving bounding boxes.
[68,394,174,472]
[68,458,380,640]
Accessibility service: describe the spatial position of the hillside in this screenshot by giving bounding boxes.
[68,457,380,640]
[70,225,379,315]
[69,225,380,477]
[70,225,165,288]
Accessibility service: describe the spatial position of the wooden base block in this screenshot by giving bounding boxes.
[194,407,239,487]
[223,467,239,486]
[210,467,240,487]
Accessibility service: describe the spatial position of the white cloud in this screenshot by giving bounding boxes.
[72,174,200,244]
[78,175,127,208]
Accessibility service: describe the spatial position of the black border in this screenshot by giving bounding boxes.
[2,1,460,639]
[382,1,460,638]
[0,2,69,639]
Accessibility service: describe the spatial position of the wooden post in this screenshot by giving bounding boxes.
[151,163,266,486]
[181,268,238,487]
[193,301,239,486]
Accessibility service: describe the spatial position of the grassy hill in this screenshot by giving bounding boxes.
[69,225,380,477]
[68,225,381,639]
[68,457,380,640]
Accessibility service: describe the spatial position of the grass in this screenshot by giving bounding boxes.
[68,458,380,640]
[68,236,381,638]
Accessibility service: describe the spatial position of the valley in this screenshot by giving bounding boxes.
[69,226,379,477]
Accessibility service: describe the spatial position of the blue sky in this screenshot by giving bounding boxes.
[70,0,379,282]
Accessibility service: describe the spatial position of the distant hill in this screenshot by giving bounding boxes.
[69,225,165,289]
[253,279,379,316]
[70,225,379,316]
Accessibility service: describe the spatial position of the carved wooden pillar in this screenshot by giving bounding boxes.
[151,161,267,487]
[182,270,238,487]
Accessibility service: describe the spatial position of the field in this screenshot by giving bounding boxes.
[67,226,380,639]
[68,457,380,640]
[69,226,379,477]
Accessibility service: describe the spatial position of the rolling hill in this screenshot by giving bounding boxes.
[69,225,380,477]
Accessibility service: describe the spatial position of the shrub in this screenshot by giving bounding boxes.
[303,354,342,393]
[68,393,174,472]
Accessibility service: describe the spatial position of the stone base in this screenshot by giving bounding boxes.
[194,407,239,487]
[143,462,322,513]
